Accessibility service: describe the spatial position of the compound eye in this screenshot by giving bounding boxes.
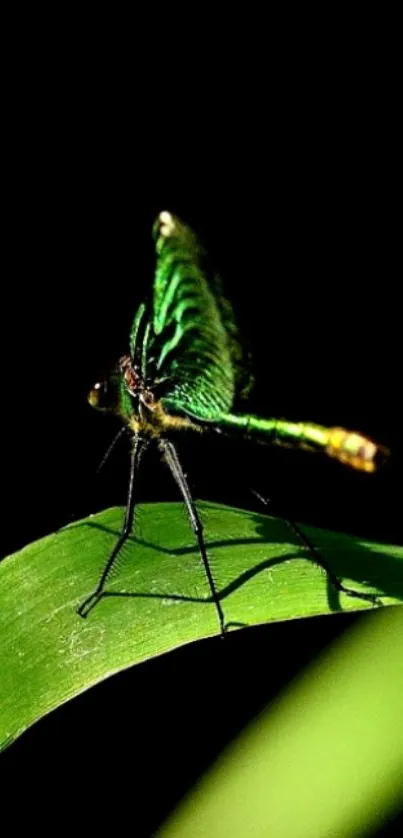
[88,380,108,409]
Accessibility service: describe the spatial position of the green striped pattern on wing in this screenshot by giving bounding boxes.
[151,211,239,421]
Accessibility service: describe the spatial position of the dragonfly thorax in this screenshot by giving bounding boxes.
[119,355,156,409]
[119,353,201,437]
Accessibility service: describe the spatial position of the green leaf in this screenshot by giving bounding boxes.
[1,501,402,751]
[159,606,403,838]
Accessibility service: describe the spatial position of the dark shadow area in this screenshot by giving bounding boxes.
[2,88,401,838]
[3,614,402,837]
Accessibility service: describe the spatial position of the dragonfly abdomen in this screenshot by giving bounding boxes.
[217,413,387,472]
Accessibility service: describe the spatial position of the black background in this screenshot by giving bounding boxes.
[2,61,402,836]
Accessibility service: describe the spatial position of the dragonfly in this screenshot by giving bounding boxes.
[78,211,387,632]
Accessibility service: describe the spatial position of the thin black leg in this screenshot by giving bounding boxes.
[77,436,147,618]
[96,426,128,474]
[160,439,226,636]
[285,517,382,606]
[251,489,382,607]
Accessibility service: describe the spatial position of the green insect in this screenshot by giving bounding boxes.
[78,211,387,631]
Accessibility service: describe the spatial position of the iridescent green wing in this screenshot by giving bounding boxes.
[147,211,242,421]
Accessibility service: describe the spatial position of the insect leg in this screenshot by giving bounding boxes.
[77,436,147,618]
[251,489,382,607]
[96,426,128,474]
[160,439,226,636]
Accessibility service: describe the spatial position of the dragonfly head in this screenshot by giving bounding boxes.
[88,375,121,413]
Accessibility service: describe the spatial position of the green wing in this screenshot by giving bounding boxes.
[147,211,241,421]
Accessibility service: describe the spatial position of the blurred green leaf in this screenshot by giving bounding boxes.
[159,607,403,838]
[1,501,402,750]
